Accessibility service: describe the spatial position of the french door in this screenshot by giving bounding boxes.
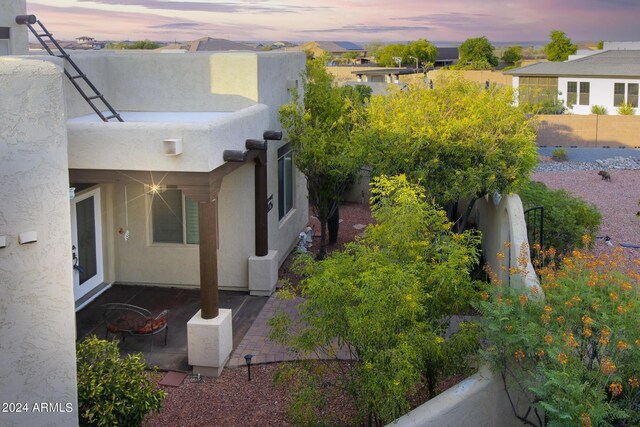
[71,187,104,302]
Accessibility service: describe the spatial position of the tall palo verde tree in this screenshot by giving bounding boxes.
[363,74,538,231]
[280,57,369,259]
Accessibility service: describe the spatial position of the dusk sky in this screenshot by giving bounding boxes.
[27,0,640,43]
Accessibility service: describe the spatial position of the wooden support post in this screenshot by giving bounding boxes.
[199,198,219,319]
[255,152,268,257]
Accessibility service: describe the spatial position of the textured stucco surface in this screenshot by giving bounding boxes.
[0,57,78,426]
[392,366,531,427]
[67,104,269,172]
[475,194,540,292]
[0,0,29,55]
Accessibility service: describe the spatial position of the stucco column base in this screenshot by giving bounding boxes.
[187,309,232,377]
[248,249,279,296]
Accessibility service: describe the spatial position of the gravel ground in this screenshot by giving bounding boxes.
[143,365,294,427]
[532,163,640,275]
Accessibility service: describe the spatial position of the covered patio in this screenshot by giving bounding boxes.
[76,284,268,371]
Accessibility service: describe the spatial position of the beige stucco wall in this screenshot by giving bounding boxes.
[90,51,308,289]
[0,0,29,55]
[427,69,513,87]
[47,50,305,121]
[0,57,78,426]
[112,183,200,286]
[537,114,640,148]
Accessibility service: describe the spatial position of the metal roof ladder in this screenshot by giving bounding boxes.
[15,14,124,122]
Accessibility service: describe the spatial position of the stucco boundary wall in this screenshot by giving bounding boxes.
[390,365,534,427]
[426,69,513,87]
[536,114,640,148]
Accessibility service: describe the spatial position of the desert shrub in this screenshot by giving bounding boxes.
[477,243,640,427]
[617,102,635,115]
[591,105,608,115]
[519,180,601,255]
[551,147,568,161]
[521,98,567,115]
[270,175,482,426]
[76,336,165,426]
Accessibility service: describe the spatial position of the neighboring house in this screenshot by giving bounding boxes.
[507,50,640,115]
[434,46,459,67]
[159,37,259,52]
[287,41,367,60]
[1,1,308,424]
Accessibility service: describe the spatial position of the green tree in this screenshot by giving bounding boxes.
[407,39,439,67]
[458,36,498,68]
[279,57,368,259]
[502,45,522,65]
[375,43,408,67]
[340,51,360,64]
[544,30,577,61]
[597,40,604,50]
[365,41,385,58]
[363,75,538,230]
[375,40,438,68]
[270,175,481,425]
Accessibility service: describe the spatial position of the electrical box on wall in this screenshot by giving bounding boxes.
[163,138,183,156]
[19,231,37,245]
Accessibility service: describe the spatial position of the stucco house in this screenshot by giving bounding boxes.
[507,49,640,115]
[1,0,308,424]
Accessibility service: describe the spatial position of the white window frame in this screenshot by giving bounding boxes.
[278,143,294,221]
[149,186,199,245]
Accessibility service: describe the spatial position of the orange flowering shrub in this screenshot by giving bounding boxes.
[477,244,640,426]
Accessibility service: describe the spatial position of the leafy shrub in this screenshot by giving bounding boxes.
[270,175,482,426]
[519,180,601,255]
[551,147,568,162]
[477,244,640,427]
[591,105,608,115]
[521,98,566,115]
[77,336,165,426]
[617,102,635,115]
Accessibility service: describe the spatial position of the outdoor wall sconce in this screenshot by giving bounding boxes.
[69,187,75,200]
[163,138,183,156]
[0,236,6,248]
[263,130,282,141]
[244,354,253,381]
[223,150,247,162]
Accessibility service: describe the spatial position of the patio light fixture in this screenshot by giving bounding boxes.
[244,354,253,381]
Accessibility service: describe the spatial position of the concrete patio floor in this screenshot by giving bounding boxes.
[76,284,268,371]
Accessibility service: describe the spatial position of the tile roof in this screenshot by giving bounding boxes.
[507,50,640,78]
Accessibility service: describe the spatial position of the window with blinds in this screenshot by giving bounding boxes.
[151,187,199,244]
[278,144,294,221]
